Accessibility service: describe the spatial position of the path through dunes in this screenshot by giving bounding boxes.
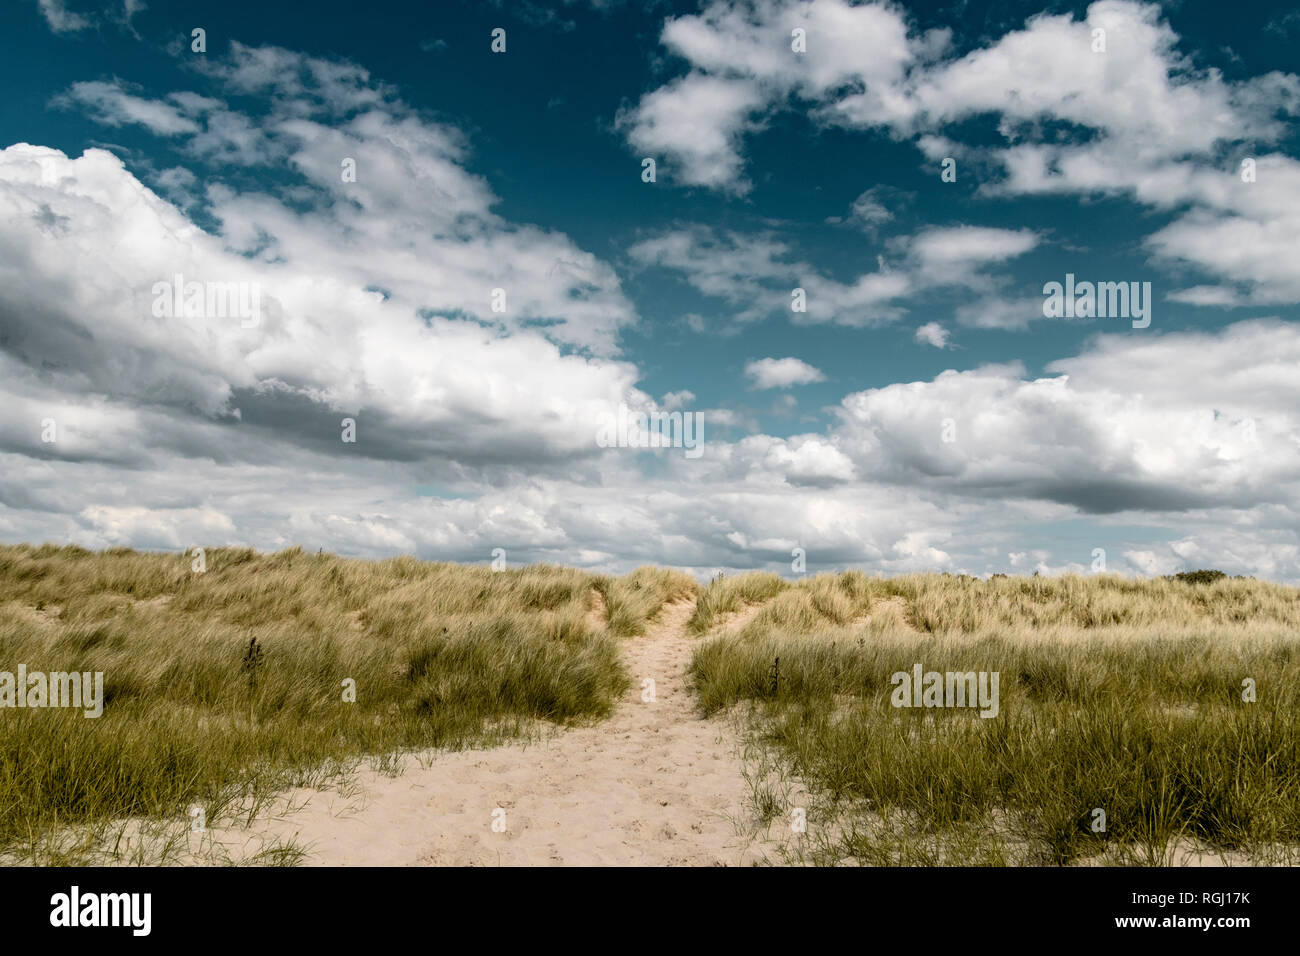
[203,597,778,865]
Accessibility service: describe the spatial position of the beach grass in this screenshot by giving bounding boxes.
[689,570,1300,864]
[0,543,695,861]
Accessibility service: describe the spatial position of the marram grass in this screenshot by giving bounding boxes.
[689,569,1300,865]
[0,544,695,862]
[6,546,1300,866]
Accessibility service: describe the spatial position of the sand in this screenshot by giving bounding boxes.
[201,597,784,866]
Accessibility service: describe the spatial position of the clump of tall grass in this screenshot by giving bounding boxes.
[690,570,1300,865]
[687,571,789,634]
[593,566,698,636]
[0,544,683,862]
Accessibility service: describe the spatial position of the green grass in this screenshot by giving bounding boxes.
[0,544,695,862]
[595,565,699,637]
[687,571,789,634]
[689,570,1300,865]
[9,548,1299,866]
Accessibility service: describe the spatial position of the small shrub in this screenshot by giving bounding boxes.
[1169,569,1228,585]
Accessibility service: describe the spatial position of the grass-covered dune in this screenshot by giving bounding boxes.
[6,547,1300,866]
[0,543,695,860]
[689,571,1300,865]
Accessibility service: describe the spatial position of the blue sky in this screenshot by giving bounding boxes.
[2,0,1300,579]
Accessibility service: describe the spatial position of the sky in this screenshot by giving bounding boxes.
[1,0,1299,580]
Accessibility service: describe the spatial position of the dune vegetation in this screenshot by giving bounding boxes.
[688,570,1300,865]
[5,545,1298,866]
[0,543,695,862]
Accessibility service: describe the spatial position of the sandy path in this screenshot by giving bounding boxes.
[209,598,772,866]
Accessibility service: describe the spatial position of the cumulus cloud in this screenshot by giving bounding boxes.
[834,320,1300,515]
[37,50,637,355]
[618,73,767,193]
[744,357,826,389]
[623,0,914,190]
[0,42,653,499]
[914,322,949,348]
[910,227,1038,275]
[624,0,1300,306]
[661,390,697,410]
[629,0,1296,183]
[4,25,1300,584]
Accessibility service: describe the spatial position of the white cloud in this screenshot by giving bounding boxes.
[642,0,1295,176]
[37,0,90,33]
[991,147,1300,306]
[623,0,1300,307]
[907,226,1039,291]
[81,505,236,550]
[1123,549,1175,576]
[744,357,826,389]
[623,0,915,189]
[844,186,898,232]
[57,82,200,135]
[36,1,148,36]
[630,223,1036,329]
[737,434,856,486]
[902,1,1280,152]
[4,30,1300,585]
[629,225,912,327]
[629,227,790,312]
[954,296,1048,331]
[910,226,1038,272]
[833,320,1300,515]
[618,73,766,193]
[914,322,949,348]
[0,44,651,474]
[44,62,637,354]
[887,531,952,572]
